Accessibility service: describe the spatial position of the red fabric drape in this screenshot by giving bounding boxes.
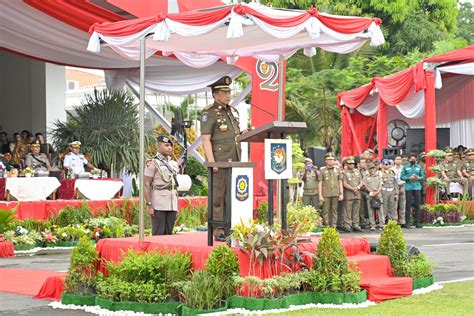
[34,276,65,301]
[424,71,437,205]
[423,45,474,63]
[88,4,379,36]
[376,97,388,160]
[376,67,415,106]
[337,82,375,109]
[0,241,15,258]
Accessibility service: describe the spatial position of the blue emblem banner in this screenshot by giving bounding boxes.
[270,143,287,174]
[235,175,249,201]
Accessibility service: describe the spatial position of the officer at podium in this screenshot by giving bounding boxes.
[200,76,241,241]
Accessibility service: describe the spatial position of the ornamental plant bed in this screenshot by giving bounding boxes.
[227,290,367,311]
[179,302,228,316]
[96,296,180,314]
[13,244,36,251]
[413,276,434,290]
[61,293,97,306]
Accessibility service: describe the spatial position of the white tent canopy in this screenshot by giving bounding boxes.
[87,3,384,67]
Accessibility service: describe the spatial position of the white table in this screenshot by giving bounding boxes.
[74,179,123,200]
[5,177,61,201]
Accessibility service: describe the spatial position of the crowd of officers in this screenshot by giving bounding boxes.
[301,147,474,232]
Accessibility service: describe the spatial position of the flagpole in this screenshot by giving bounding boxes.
[276,55,284,222]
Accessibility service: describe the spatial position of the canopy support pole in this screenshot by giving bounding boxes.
[138,38,146,242]
[276,55,284,223]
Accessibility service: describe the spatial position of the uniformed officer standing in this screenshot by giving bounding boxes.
[318,153,343,228]
[63,141,90,176]
[342,156,362,232]
[391,155,406,226]
[381,159,398,224]
[302,158,319,209]
[441,149,468,197]
[25,141,51,171]
[364,163,383,231]
[400,154,425,228]
[358,158,370,227]
[461,148,474,197]
[200,76,242,241]
[144,135,180,236]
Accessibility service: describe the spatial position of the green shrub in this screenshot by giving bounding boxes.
[56,226,88,242]
[175,202,207,228]
[287,202,322,233]
[0,207,17,234]
[175,270,224,310]
[65,236,99,294]
[404,253,434,279]
[56,203,92,227]
[310,228,361,292]
[377,220,407,276]
[98,250,191,302]
[86,216,134,238]
[254,201,268,224]
[205,245,240,299]
[205,245,240,280]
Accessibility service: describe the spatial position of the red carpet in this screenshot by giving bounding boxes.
[97,232,412,301]
[0,268,66,300]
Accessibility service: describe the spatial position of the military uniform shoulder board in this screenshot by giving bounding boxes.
[204,104,214,110]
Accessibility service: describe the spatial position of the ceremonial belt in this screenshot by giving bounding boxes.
[151,184,171,191]
[211,139,235,145]
[382,188,395,192]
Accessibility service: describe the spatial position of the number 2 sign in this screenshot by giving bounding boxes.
[256,60,279,91]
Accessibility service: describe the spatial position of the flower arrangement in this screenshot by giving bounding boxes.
[90,168,100,178]
[22,167,35,177]
[432,216,444,226]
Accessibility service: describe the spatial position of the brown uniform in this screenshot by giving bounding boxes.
[381,169,398,223]
[443,160,468,195]
[342,169,362,230]
[318,166,342,228]
[302,169,319,209]
[200,101,241,236]
[365,172,383,229]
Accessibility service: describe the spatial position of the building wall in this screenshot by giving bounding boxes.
[0,50,65,140]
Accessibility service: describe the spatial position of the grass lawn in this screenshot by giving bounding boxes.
[279,281,474,316]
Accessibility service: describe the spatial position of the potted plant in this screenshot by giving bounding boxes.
[22,167,35,177]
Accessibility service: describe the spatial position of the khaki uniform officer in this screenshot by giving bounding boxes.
[364,163,383,231]
[441,149,468,196]
[302,158,319,209]
[318,152,343,228]
[342,156,362,232]
[461,148,474,197]
[381,159,398,224]
[358,159,370,227]
[200,76,242,241]
[25,141,51,172]
[144,135,180,236]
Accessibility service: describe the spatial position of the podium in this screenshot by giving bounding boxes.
[237,121,307,228]
[205,161,256,246]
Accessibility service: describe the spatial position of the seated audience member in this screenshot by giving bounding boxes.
[0,132,11,154]
[461,148,474,197]
[441,149,468,197]
[10,133,21,153]
[35,132,55,160]
[12,135,29,165]
[2,152,21,171]
[63,141,95,176]
[25,141,51,171]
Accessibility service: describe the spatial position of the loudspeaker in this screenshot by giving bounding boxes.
[382,147,401,160]
[307,147,327,168]
[406,128,450,155]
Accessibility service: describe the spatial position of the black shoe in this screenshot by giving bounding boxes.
[353,227,363,232]
[214,234,226,242]
[402,224,410,229]
[341,227,352,233]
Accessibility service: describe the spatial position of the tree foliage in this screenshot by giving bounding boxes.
[51,89,148,175]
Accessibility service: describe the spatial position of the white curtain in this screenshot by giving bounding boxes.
[435,62,474,89]
[104,59,242,95]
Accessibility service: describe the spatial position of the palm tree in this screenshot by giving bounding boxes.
[51,89,149,175]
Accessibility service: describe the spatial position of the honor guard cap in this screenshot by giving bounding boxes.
[156,135,173,145]
[445,149,454,156]
[346,156,355,164]
[69,141,81,148]
[31,141,41,148]
[304,158,313,163]
[465,148,474,155]
[209,76,232,92]
[325,152,335,160]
